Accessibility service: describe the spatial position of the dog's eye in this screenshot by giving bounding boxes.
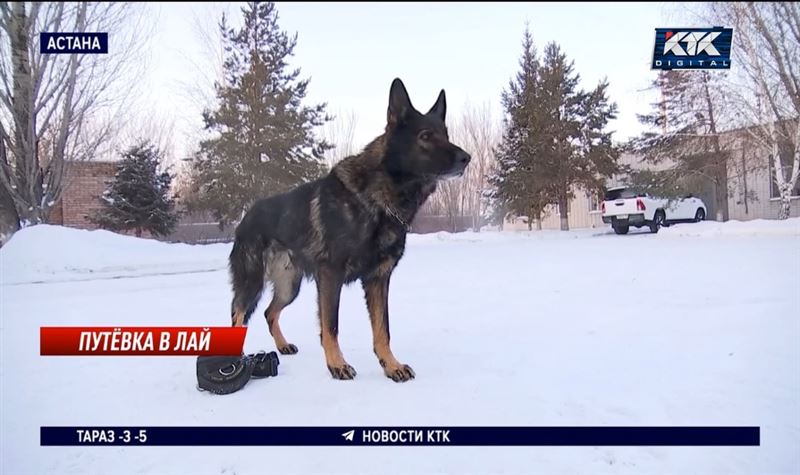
[419,131,432,142]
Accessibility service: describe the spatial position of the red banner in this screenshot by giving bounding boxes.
[40,327,246,356]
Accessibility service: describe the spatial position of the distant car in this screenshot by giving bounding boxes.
[600,186,707,235]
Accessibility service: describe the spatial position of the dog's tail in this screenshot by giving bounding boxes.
[229,234,266,326]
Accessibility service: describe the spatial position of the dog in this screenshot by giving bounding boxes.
[228,78,471,382]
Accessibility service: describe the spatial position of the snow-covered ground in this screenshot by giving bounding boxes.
[1,221,799,474]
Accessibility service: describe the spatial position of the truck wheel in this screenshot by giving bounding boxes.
[613,222,629,235]
[649,211,665,233]
[694,208,705,222]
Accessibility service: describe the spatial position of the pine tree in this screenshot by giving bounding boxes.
[189,2,331,225]
[628,70,730,221]
[488,26,552,230]
[90,142,179,238]
[536,42,619,231]
[489,30,619,231]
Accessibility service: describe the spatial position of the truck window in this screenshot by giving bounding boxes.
[604,188,638,200]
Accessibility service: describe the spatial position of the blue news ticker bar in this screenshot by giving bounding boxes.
[41,426,760,446]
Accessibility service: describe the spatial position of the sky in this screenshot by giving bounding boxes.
[128,2,687,167]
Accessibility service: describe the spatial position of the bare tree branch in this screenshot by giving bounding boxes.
[706,2,800,218]
[421,101,500,231]
[322,108,358,169]
[0,2,149,226]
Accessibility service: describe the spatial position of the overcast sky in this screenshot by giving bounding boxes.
[130,2,688,165]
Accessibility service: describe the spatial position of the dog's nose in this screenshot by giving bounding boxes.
[457,151,471,166]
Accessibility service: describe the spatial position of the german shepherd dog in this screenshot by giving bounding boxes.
[229,78,471,382]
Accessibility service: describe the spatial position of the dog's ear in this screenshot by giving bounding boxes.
[388,78,414,126]
[427,89,446,122]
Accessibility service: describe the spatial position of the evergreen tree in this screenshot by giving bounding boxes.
[488,26,552,230]
[628,70,731,221]
[489,29,619,231]
[536,42,619,231]
[90,142,179,238]
[189,2,331,225]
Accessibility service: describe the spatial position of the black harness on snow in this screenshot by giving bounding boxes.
[196,351,280,395]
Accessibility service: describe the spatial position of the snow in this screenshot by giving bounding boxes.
[1,222,799,474]
[0,225,228,285]
[658,218,800,238]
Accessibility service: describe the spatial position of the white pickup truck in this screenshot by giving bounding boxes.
[601,186,707,235]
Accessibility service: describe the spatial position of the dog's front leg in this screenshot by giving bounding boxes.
[316,266,357,380]
[363,275,415,382]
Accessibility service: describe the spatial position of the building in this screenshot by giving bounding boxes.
[48,160,155,238]
[47,159,479,240]
[49,128,800,238]
[48,161,119,230]
[503,129,800,231]
[47,161,232,243]
[722,127,800,221]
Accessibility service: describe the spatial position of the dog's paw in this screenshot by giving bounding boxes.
[384,363,415,383]
[328,364,357,380]
[278,344,298,355]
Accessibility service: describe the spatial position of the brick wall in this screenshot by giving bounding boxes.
[50,161,156,238]
[49,161,118,230]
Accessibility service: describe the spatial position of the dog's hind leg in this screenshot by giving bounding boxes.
[229,238,266,327]
[264,251,302,355]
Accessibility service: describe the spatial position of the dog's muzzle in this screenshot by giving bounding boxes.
[440,150,471,179]
[439,150,472,180]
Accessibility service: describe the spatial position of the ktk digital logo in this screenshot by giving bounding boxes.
[652,27,732,70]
